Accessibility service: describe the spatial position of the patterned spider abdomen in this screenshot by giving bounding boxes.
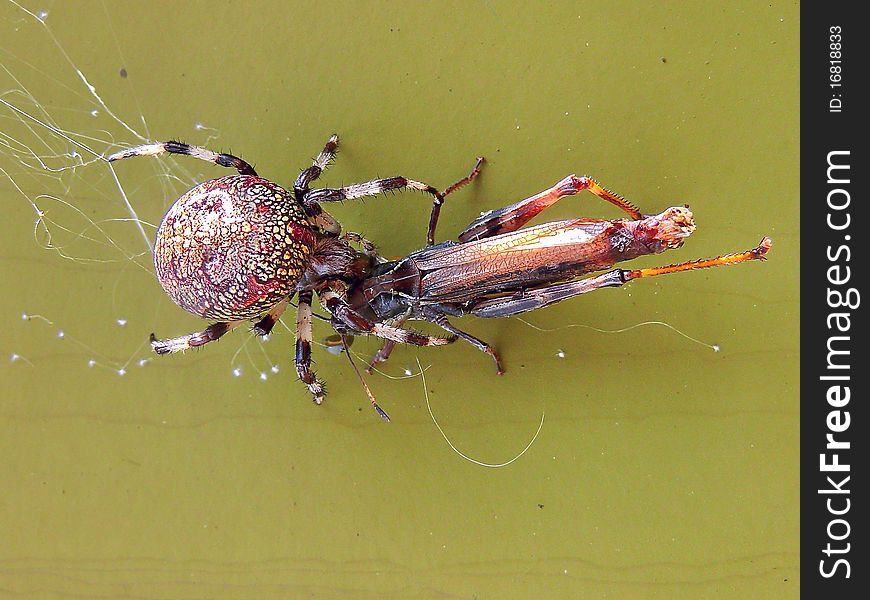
[154,175,315,320]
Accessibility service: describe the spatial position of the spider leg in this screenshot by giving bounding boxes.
[303,176,445,247]
[107,141,257,176]
[150,320,245,354]
[302,157,483,245]
[295,291,326,404]
[252,297,291,337]
[469,238,773,318]
[365,313,408,373]
[458,175,642,242]
[304,176,442,205]
[319,289,455,347]
[294,134,339,199]
[341,231,380,258]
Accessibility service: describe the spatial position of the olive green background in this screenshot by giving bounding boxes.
[1,1,799,598]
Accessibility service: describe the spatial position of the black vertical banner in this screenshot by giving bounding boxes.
[802,3,866,596]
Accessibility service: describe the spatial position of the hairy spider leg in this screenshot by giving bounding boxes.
[303,176,442,205]
[302,176,443,243]
[252,297,291,337]
[150,320,246,354]
[294,134,339,199]
[150,298,289,356]
[341,231,379,257]
[469,237,772,318]
[458,175,642,242]
[107,141,257,176]
[295,291,326,404]
[364,311,416,373]
[302,157,484,246]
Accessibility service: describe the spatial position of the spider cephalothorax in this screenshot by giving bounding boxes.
[154,175,315,320]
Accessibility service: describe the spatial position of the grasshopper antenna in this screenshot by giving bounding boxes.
[341,334,390,422]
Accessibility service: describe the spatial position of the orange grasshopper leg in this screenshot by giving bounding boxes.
[624,236,772,281]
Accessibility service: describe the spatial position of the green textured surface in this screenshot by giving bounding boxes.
[1,1,799,598]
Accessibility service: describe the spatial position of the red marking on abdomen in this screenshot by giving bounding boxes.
[289,222,316,247]
[239,273,281,309]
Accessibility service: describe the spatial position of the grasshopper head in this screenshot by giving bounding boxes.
[636,206,697,253]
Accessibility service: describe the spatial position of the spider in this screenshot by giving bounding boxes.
[109,135,482,419]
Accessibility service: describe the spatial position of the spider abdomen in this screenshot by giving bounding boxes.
[154,175,315,320]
